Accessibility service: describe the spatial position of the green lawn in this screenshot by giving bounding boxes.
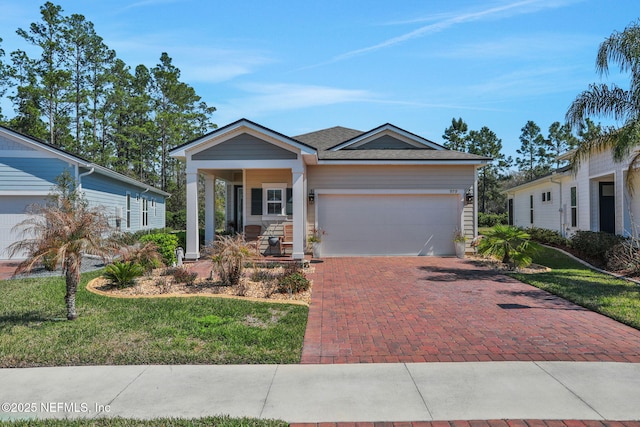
[0,271,308,367]
[510,243,640,330]
[0,416,287,427]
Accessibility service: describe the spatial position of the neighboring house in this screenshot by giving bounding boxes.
[505,148,638,237]
[0,126,169,260]
[170,118,490,260]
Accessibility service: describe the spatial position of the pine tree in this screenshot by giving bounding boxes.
[442,117,468,151]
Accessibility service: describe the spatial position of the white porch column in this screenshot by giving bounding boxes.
[292,170,305,259]
[204,175,215,245]
[185,172,200,260]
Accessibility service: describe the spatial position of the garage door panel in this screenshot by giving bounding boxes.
[318,194,459,256]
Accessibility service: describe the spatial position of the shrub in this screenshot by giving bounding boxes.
[478,212,508,227]
[526,227,569,247]
[477,224,534,267]
[278,272,310,295]
[606,241,640,273]
[570,231,625,264]
[140,233,179,265]
[171,266,198,285]
[119,241,164,272]
[278,262,310,295]
[103,261,144,289]
[207,235,253,286]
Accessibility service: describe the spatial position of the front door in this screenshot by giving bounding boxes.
[234,185,243,233]
[599,182,615,234]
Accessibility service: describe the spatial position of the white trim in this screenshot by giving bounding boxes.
[125,192,132,229]
[261,182,287,217]
[187,159,304,174]
[171,120,317,158]
[317,159,489,166]
[589,171,616,180]
[329,124,443,151]
[0,190,49,196]
[315,188,464,195]
[0,150,50,158]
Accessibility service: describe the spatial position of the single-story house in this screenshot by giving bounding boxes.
[170,118,490,260]
[505,148,639,237]
[0,125,169,259]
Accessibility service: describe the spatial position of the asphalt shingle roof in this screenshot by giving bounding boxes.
[294,125,490,162]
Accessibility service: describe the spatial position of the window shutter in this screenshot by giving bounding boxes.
[286,188,293,215]
[251,188,263,215]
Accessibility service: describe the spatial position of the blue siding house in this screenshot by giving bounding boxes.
[0,126,169,259]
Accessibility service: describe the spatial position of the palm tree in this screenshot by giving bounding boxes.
[477,225,533,267]
[8,175,112,320]
[566,20,640,188]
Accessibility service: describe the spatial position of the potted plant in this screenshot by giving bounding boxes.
[453,230,467,258]
[308,228,325,258]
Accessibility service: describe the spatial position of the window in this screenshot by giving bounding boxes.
[529,194,534,224]
[142,198,149,227]
[266,189,283,215]
[258,183,288,217]
[570,186,577,227]
[542,191,551,203]
[126,193,131,229]
[151,198,157,217]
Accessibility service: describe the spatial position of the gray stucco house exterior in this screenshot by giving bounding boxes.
[0,125,169,259]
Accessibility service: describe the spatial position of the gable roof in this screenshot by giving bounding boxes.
[0,125,169,196]
[170,118,317,158]
[169,119,491,164]
[293,126,364,151]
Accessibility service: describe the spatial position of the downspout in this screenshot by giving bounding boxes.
[77,167,95,193]
[550,176,564,237]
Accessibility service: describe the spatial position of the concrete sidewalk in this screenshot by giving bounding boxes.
[1,362,639,423]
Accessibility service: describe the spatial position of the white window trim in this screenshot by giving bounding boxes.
[262,182,287,219]
[141,197,149,228]
[126,192,132,229]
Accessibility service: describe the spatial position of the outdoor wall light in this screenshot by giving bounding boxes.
[308,189,315,204]
[465,189,474,204]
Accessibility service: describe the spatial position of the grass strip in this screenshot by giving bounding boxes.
[510,243,640,330]
[0,271,308,367]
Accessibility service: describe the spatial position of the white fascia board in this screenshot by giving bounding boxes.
[0,190,50,196]
[187,158,304,174]
[317,159,489,166]
[330,124,442,151]
[315,189,464,195]
[0,128,85,167]
[171,120,317,159]
[504,172,571,194]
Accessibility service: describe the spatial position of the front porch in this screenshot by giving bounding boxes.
[185,167,308,261]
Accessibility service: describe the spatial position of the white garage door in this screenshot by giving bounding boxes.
[317,194,461,256]
[0,196,45,259]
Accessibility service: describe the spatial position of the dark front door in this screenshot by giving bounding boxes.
[599,182,615,234]
[234,185,243,233]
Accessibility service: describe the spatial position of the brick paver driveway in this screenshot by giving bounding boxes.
[301,257,640,364]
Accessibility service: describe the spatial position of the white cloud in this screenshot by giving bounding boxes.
[305,0,585,68]
[432,33,595,60]
[215,83,378,122]
[108,36,274,83]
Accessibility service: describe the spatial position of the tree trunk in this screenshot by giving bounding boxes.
[65,264,80,320]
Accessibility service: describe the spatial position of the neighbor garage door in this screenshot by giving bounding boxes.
[317,193,460,256]
[0,196,45,259]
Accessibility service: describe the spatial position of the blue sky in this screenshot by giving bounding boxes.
[0,0,638,159]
